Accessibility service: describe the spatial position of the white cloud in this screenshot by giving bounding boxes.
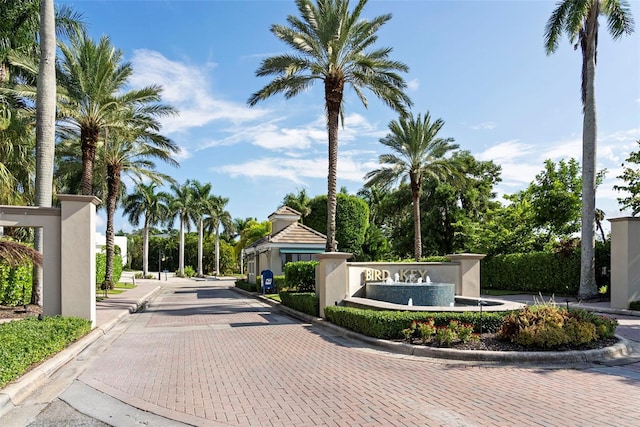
[477,140,533,164]
[129,49,269,134]
[542,138,581,160]
[471,122,496,131]
[217,149,375,185]
[407,78,420,91]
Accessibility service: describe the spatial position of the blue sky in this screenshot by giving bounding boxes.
[63,0,640,235]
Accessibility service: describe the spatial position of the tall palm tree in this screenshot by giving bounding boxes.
[57,30,174,196]
[248,0,411,252]
[204,195,233,276]
[0,1,84,84]
[545,0,634,298]
[365,112,460,261]
[169,181,200,276]
[123,182,171,277]
[100,117,178,288]
[188,180,213,277]
[31,0,56,307]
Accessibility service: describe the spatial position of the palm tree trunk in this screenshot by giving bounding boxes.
[411,182,422,261]
[104,164,120,289]
[197,219,203,277]
[325,78,343,252]
[215,226,220,276]
[179,218,185,276]
[142,219,149,277]
[80,127,99,195]
[579,7,599,299]
[32,0,56,305]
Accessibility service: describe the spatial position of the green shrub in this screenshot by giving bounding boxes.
[629,301,640,311]
[324,306,505,340]
[0,263,32,306]
[0,316,92,388]
[284,261,318,292]
[482,251,580,294]
[497,305,616,349]
[279,292,319,317]
[183,266,196,278]
[96,253,123,287]
[257,275,286,292]
[235,279,258,292]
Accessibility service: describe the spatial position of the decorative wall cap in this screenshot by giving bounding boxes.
[57,194,102,206]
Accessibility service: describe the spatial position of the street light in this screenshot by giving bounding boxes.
[158,251,165,280]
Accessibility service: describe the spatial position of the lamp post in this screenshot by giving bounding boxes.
[158,250,164,280]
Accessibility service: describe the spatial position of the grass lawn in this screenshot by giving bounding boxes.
[96,282,135,301]
[264,293,281,303]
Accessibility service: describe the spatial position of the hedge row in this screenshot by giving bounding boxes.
[0,264,32,306]
[279,292,319,317]
[481,243,611,295]
[96,253,123,286]
[284,261,318,292]
[324,306,506,340]
[481,251,580,294]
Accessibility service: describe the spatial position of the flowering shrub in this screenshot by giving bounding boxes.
[497,305,617,349]
[402,318,477,347]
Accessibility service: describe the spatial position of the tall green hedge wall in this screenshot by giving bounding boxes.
[481,243,610,295]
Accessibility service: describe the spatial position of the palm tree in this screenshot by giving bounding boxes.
[100,118,178,288]
[57,30,174,196]
[188,180,213,277]
[281,189,312,223]
[204,195,233,276]
[248,0,411,252]
[168,181,200,276]
[0,1,84,84]
[123,182,171,277]
[545,0,634,298]
[35,0,56,210]
[30,0,57,307]
[365,112,460,261]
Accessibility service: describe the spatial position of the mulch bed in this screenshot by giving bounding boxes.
[401,333,619,352]
[0,304,42,321]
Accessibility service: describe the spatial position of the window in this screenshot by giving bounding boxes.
[281,253,314,269]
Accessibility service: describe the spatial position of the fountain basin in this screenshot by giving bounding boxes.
[366,281,455,307]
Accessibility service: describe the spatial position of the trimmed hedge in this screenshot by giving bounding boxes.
[481,251,580,294]
[279,292,319,317]
[0,316,92,388]
[324,306,506,340]
[284,261,318,292]
[235,279,258,293]
[0,264,32,306]
[257,275,286,292]
[96,253,123,286]
[482,243,610,295]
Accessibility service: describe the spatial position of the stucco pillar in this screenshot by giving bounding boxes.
[609,217,640,310]
[315,252,352,318]
[59,195,100,326]
[445,253,486,298]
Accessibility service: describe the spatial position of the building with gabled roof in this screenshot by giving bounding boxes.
[244,206,326,284]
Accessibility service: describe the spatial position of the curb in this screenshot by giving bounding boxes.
[0,285,162,419]
[230,286,636,366]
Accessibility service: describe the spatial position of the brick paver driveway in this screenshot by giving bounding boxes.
[78,280,640,426]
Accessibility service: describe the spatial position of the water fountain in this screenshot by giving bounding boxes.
[365,274,455,307]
